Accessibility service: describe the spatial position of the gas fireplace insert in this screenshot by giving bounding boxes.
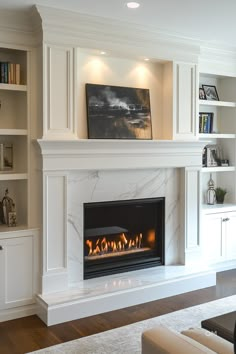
[83,197,165,279]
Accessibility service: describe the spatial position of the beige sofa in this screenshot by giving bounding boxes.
[142,326,234,354]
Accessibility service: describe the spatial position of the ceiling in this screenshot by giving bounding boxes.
[0,0,235,49]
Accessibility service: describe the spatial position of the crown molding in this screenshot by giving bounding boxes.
[34,5,201,62]
[1,4,236,64]
[199,45,236,76]
[0,8,41,48]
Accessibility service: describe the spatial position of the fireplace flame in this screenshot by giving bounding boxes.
[86,240,93,256]
[86,232,143,257]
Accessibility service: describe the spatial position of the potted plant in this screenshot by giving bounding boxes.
[215,187,227,204]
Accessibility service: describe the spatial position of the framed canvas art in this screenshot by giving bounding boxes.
[86,83,152,139]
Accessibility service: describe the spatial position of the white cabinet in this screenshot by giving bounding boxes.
[0,230,39,311]
[202,209,236,263]
[225,212,236,259]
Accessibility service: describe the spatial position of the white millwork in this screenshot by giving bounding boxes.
[198,60,236,267]
[162,61,197,140]
[38,139,206,297]
[35,5,236,324]
[43,44,77,140]
[202,206,236,263]
[0,24,41,322]
[42,174,68,293]
[173,62,197,140]
[0,229,39,322]
[1,4,236,325]
[181,167,201,264]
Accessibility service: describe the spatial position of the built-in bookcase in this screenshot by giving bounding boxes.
[0,47,29,228]
[199,73,236,205]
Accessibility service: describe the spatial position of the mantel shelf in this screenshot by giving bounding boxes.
[38,139,206,171]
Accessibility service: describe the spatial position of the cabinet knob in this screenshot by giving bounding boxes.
[222,218,230,222]
[0,245,3,251]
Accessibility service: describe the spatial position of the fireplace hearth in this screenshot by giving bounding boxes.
[84,197,165,279]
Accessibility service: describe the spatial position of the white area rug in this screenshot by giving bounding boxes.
[29,295,236,354]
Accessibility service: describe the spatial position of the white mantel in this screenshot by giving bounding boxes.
[38,139,206,171]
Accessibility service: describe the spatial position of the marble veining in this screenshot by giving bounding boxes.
[67,168,180,285]
[39,264,212,306]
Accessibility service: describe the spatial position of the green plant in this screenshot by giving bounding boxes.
[215,187,227,203]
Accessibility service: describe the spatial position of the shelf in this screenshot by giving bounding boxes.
[199,99,236,107]
[199,133,236,139]
[0,129,27,136]
[202,166,235,173]
[0,172,28,181]
[0,83,27,92]
[202,204,236,214]
[0,226,39,237]
[0,224,28,234]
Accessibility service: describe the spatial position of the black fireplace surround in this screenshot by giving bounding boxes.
[83,197,165,279]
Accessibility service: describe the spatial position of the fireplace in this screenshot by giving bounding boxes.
[83,197,165,279]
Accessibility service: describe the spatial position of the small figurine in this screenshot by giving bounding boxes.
[1,189,16,226]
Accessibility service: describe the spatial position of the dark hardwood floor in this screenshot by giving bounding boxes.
[0,269,236,354]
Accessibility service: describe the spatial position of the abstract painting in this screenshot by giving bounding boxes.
[86,83,152,139]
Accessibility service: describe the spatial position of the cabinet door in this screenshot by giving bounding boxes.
[225,212,236,260]
[0,236,34,310]
[173,62,197,140]
[202,214,225,262]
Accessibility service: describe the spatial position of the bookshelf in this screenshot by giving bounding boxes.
[0,47,28,227]
[199,73,236,206]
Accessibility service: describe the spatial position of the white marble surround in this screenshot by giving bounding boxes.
[67,168,180,284]
[37,139,215,325]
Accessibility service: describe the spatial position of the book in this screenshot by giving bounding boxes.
[0,62,20,84]
[199,112,214,134]
[15,63,20,85]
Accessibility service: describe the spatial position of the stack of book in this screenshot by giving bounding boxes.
[0,62,20,85]
[199,112,213,134]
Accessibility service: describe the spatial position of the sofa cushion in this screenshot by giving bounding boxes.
[182,327,234,354]
[142,325,216,354]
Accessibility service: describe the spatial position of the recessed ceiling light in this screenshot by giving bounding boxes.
[100,51,106,55]
[126,2,140,9]
[144,58,149,61]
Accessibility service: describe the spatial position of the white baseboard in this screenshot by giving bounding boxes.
[0,304,37,322]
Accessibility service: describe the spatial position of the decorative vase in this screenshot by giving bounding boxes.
[207,174,216,205]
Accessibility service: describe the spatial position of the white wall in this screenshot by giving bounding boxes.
[77,50,164,139]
